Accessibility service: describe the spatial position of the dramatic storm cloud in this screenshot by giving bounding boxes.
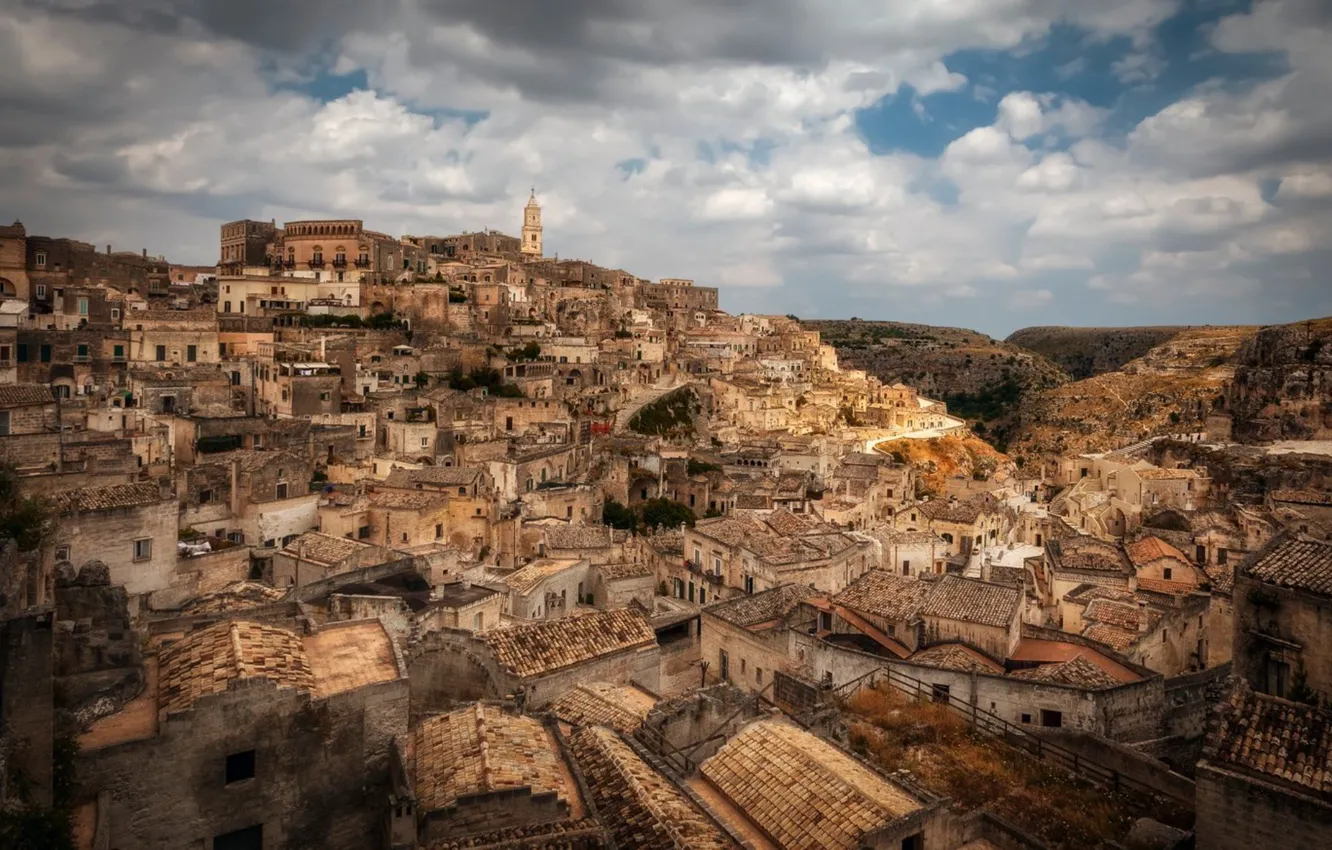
[2,0,1329,333]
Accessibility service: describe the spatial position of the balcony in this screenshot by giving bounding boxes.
[332,257,347,268]
[354,258,371,269]
[308,259,326,269]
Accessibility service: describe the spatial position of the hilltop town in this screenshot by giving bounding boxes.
[1,199,1330,850]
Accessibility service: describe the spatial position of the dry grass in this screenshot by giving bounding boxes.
[845,686,1183,849]
[879,434,1010,494]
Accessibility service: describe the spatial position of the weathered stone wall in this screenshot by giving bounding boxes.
[1228,318,1332,442]
[1195,762,1332,850]
[76,676,408,850]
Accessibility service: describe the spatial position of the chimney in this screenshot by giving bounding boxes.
[142,248,147,259]
[106,244,112,255]
[1137,600,1150,634]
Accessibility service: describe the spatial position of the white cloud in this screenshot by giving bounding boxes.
[0,0,1326,332]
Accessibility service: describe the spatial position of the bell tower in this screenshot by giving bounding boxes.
[521,189,543,258]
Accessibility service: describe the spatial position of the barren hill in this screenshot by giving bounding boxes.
[1006,326,1190,379]
[805,319,1068,450]
[1005,326,1259,460]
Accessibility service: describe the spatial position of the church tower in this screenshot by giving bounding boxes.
[521,189,543,258]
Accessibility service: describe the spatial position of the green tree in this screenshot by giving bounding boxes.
[0,465,54,552]
[641,498,696,530]
[602,498,637,531]
[413,371,431,389]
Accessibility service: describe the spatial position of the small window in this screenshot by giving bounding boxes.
[420,436,429,447]
[1163,567,1172,580]
[756,667,763,684]
[357,526,370,539]
[35,252,47,268]
[75,343,88,360]
[110,308,120,321]
[1218,548,1228,565]
[186,344,197,362]
[819,611,832,631]
[155,344,166,361]
[77,296,89,315]
[435,523,443,539]
[133,538,152,561]
[1020,713,1032,724]
[199,489,213,504]
[55,544,70,562]
[275,482,288,500]
[225,749,256,784]
[473,612,484,630]
[40,344,51,363]
[1040,709,1063,728]
[35,284,46,299]
[931,683,950,704]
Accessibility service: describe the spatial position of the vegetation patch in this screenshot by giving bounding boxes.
[629,389,696,437]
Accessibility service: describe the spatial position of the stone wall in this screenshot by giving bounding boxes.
[1195,762,1332,850]
[54,565,143,726]
[76,675,409,850]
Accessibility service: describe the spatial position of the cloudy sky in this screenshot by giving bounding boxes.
[3,0,1330,335]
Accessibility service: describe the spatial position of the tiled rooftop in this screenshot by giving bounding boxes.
[832,571,932,622]
[1127,536,1192,566]
[413,704,571,813]
[917,494,999,524]
[0,384,55,408]
[484,609,656,678]
[1083,598,1146,632]
[597,561,654,581]
[55,482,166,514]
[1082,623,1139,651]
[917,575,1021,629]
[544,525,624,550]
[368,489,443,511]
[1245,537,1332,597]
[1134,467,1201,480]
[384,466,483,488]
[503,558,584,596]
[701,719,922,850]
[547,682,658,733]
[569,726,735,849]
[426,819,606,849]
[281,531,373,566]
[705,584,818,628]
[1009,655,1121,690]
[1271,488,1332,506]
[909,643,1004,674]
[158,620,315,715]
[1206,684,1332,797]
[180,581,287,614]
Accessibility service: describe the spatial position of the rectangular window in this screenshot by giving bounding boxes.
[35,284,46,299]
[225,749,256,784]
[435,523,443,539]
[110,308,120,321]
[275,482,288,500]
[1040,709,1063,728]
[16,344,27,362]
[155,344,166,361]
[186,344,197,362]
[75,343,89,361]
[420,437,429,447]
[1163,566,1173,580]
[40,344,51,363]
[1218,548,1229,565]
[358,526,370,539]
[1265,656,1290,698]
[113,344,125,361]
[902,559,911,575]
[718,649,729,681]
[214,824,262,850]
[0,411,9,436]
[744,575,754,594]
[473,612,484,630]
[0,344,8,363]
[133,538,152,561]
[1195,545,1206,563]
[931,683,950,704]
[819,611,833,631]
[55,544,70,562]
[77,297,88,315]
[199,489,213,504]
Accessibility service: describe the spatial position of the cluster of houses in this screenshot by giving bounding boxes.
[0,203,1329,850]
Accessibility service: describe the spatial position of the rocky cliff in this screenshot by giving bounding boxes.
[1006,326,1190,379]
[806,319,1068,450]
[1228,317,1332,443]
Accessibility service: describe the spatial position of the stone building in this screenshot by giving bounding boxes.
[1232,535,1332,699]
[0,383,57,437]
[520,190,543,257]
[1195,682,1332,850]
[75,618,408,850]
[218,219,278,273]
[52,481,178,599]
[502,556,590,620]
[701,584,819,693]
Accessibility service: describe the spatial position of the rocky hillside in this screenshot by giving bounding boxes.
[1006,326,1189,379]
[1228,316,1332,442]
[806,320,1068,449]
[873,433,1012,495]
[1005,326,1258,460]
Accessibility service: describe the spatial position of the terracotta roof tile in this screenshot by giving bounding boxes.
[704,584,818,628]
[569,726,734,849]
[55,482,166,513]
[158,620,314,715]
[918,575,1021,629]
[281,531,373,566]
[0,384,55,408]
[909,643,1004,674]
[503,558,584,596]
[832,571,932,622]
[1127,536,1192,567]
[413,704,571,813]
[1245,538,1332,597]
[1271,488,1332,507]
[1083,598,1146,631]
[701,719,922,850]
[1010,655,1121,689]
[484,609,656,678]
[1082,623,1139,651]
[548,683,657,733]
[1206,685,1332,797]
